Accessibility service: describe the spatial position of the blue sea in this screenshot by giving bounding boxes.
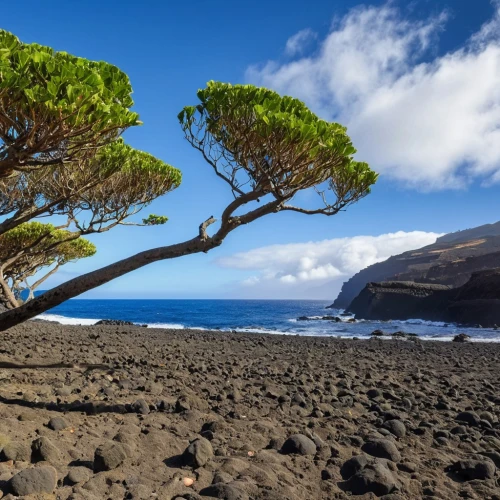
[37,299,500,342]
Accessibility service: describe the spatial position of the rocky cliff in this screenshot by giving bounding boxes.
[348,269,500,327]
[330,221,500,309]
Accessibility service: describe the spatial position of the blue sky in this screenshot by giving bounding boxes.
[3,0,500,299]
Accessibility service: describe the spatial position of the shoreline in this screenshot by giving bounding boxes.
[34,312,500,343]
[0,322,499,498]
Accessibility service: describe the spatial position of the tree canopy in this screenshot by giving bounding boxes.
[0,139,181,236]
[0,30,140,178]
[179,81,377,214]
[0,222,96,308]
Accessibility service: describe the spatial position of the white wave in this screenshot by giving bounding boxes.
[147,323,192,330]
[393,319,449,327]
[233,327,295,335]
[36,314,99,326]
[36,315,195,330]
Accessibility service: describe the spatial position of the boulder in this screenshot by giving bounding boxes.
[1,441,31,462]
[456,411,481,427]
[94,441,128,472]
[383,420,406,438]
[340,455,370,480]
[31,436,61,463]
[281,434,317,456]
[361,439,401,462]
[132,398,150,415]
[66,466,93,485]
[345,462,400,496]
[10,466,57,496]
[449,458,496,480]
[48,416,69,431]
[367,388,383,399]
[183,437,214,468]
[94,319,145,326]
[199,483,249,500]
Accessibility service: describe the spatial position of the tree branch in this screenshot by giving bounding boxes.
[199,216,217,240]
[0,192,283,330]
[281,205,344,216]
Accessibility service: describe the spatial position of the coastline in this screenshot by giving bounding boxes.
[35,309,500,342]
[0,321,499,498]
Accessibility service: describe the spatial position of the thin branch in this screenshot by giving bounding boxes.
[281,205,344,216]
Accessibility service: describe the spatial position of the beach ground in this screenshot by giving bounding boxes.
[0,322,499,499]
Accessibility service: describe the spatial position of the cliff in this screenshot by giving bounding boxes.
[330,221,500,309]
[347,269,500,327]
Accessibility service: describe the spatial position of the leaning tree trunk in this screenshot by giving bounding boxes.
[0,195,281,331]
[0,233,213,330]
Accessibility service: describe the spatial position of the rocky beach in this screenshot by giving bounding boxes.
[0,323,498,499]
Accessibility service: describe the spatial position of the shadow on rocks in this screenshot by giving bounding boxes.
[68,459,94,470]
[163,454,186,469]
[0,394,153,416]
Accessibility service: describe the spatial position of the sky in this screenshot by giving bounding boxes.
[3,0,500,300]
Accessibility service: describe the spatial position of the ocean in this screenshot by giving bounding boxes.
[37,299,500,342]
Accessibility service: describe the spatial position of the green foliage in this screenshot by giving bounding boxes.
[89,138,183,186]
[142,214,169,226]
[0,138,181,230]
[0,30,139,128]
[81,141,181,220]
[117,142,182,187]
[0,222,96,263]
[0,222,96,306]
[0,30,141,177]
[179,81,377,202]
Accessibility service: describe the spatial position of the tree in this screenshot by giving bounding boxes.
[0,139,175,236]
[0,81,377,330]
[0,140,181,308]
[0,222,96,308]
[0,30,139,179]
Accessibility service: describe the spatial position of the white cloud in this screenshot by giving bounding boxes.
[217,230,441,298]
[242,276,260,286]
[285,29,316,56]
[246,3,500,190]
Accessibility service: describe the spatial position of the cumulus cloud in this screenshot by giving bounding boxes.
[217,230,441,297]
[246,3,500,189]
[285,29,316,56]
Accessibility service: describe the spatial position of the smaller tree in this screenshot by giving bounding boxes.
[0,222,96,309]
[0,141,181,308]
[64,141,181,235]
[0,139,181,236]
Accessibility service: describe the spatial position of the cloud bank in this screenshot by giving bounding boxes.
[217,231,441,298]
[247,2,500,190]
